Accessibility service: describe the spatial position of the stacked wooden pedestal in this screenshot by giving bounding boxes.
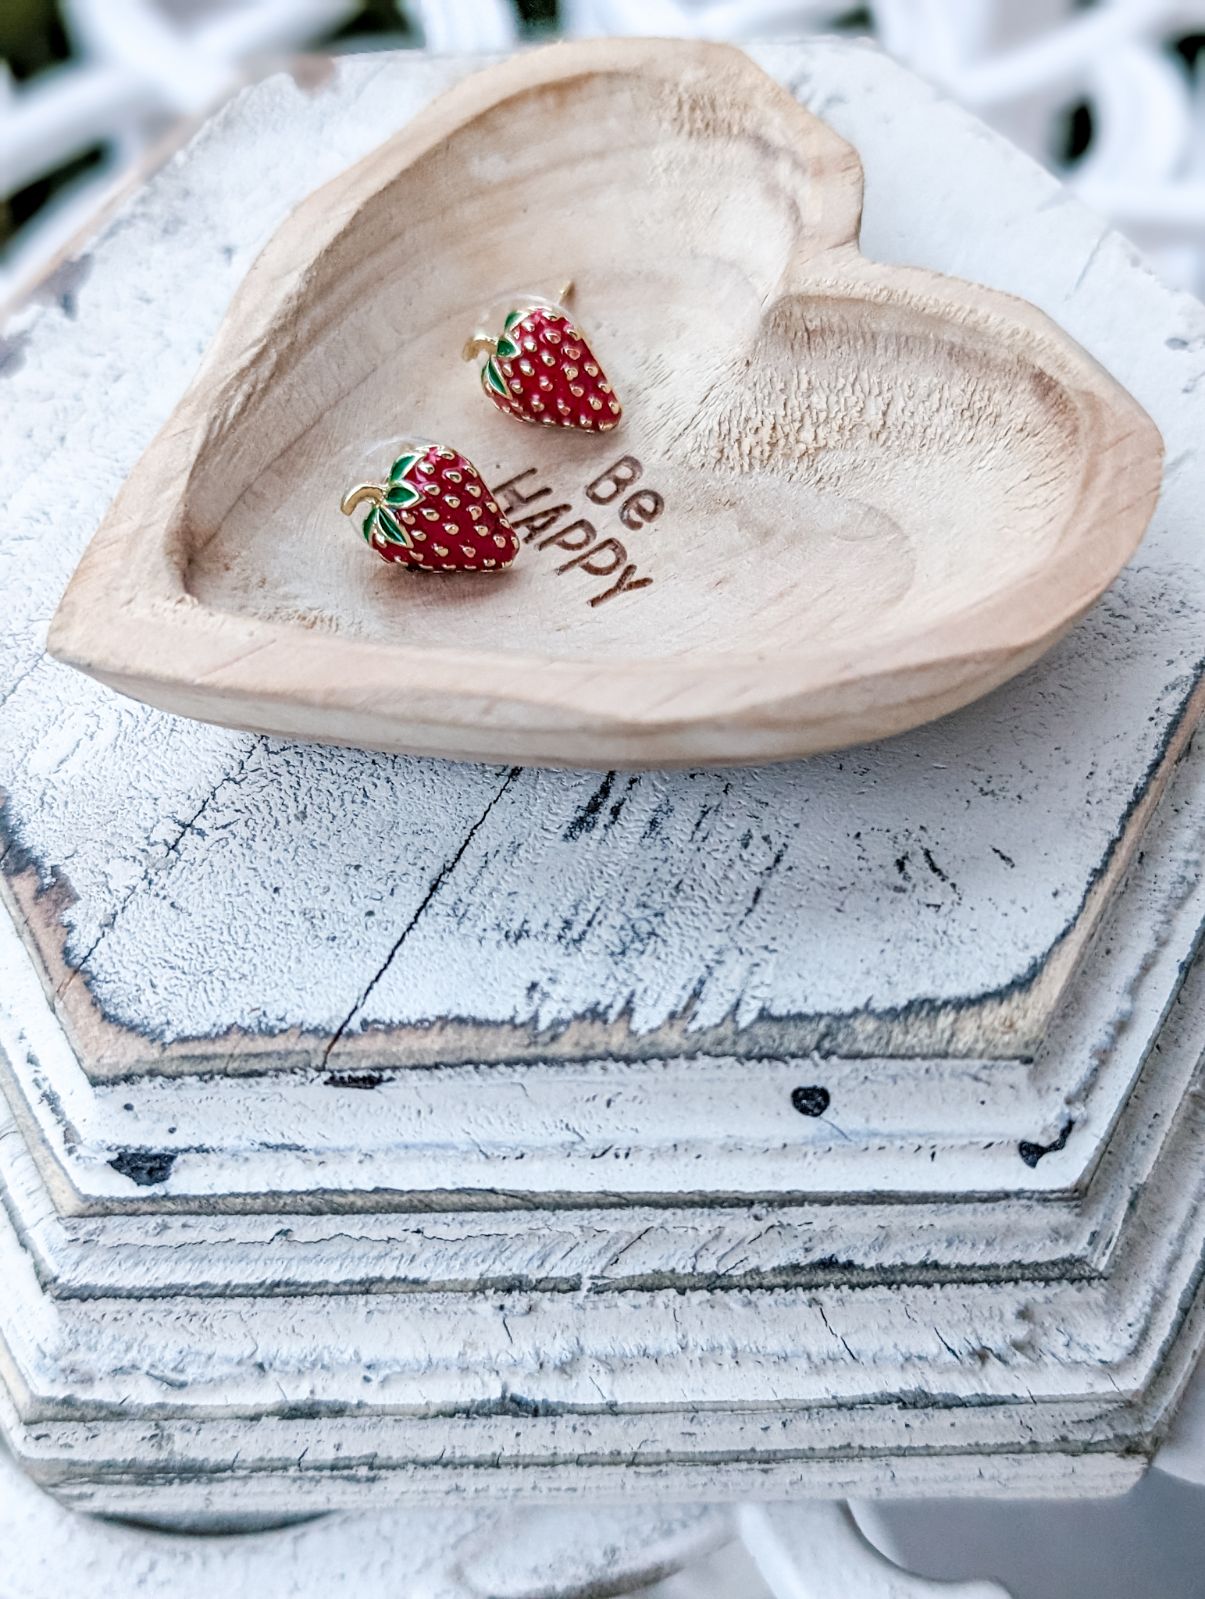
[2,36,1204,1593]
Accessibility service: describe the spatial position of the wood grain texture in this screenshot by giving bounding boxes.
[45,40,1163,770]
[0,1449,1010,1599]
[1,46,1202,1086]
[1,39,1204,1518]
[1,732,1201,1215]
[0,745,1202,1510]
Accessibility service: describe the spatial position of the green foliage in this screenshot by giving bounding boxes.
[0,0,67,77]
[516,0,559,25]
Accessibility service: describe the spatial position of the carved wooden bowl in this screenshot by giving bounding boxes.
[48,39,1163,768]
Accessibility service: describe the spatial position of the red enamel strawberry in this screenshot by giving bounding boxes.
[341,444,519,572]
[479,305,622,432]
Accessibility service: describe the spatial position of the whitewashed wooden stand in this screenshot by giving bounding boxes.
[2,39,1204,1599]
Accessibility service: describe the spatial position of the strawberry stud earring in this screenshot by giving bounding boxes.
[463,282,623,432]
[341,440,519,571]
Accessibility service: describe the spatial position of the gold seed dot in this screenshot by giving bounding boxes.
[413,529,426,540]
[445,495,460,508]
[422,507,439,520]
[538,376,552,391]
[541,352,555,367]
[401,511,415,524]
[544,328,561,344]
[469,505,481,521]
[509,379,522,392]
[522,337,536,352]
[445,470,462,483]
[531,399,543,411]
[589,396,601,409]
[433,543,449,556]
[438,448,455,460]
[484,558,496,567]
[444,522,458,535]
[461,543,474,558]
[493,534,507,547]
[564,366,578,380]
[486,501,497,513]
[608,400,620,412]
[466,483,480,497]
[579,415,592,427]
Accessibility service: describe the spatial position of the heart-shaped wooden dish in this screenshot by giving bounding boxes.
[48,38,1163,769]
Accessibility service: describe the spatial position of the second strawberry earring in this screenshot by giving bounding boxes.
[462,283,623,433]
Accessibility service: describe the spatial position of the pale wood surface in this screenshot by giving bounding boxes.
[1,45,1201,1082]
[46,40,1163,770]
[1,39,1204,1520]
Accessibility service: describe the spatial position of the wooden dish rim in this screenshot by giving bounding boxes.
[46,37,1165,758]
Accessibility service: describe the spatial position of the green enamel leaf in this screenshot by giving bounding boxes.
[385,482,420,508]
[376,507,410,546]
[496,334,520,359]
[502,309,523,333]
[389,450,422,484]
[484,358,508,397]
[361,507,377,543]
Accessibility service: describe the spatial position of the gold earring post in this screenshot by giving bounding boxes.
[462,334,498,363]
[340,483,386,516]
[463,282,574,362]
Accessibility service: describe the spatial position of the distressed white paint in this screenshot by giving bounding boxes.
[0,1447,989,1599]
[0,730,1201,1218]
[1,914,1203,1509]
[1,38,1204,1528]
[1154,1356,1205,1488]
[0,1440,730,1597]
[0,46,1203,1079]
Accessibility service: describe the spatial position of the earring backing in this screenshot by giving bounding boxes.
[341,440,519,572]
[463,281,623,433]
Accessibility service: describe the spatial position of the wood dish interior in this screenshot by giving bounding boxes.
[49,40,1161,766]
[184,71,1087,664]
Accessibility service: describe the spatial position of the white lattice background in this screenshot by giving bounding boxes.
[3,0,1205,304]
